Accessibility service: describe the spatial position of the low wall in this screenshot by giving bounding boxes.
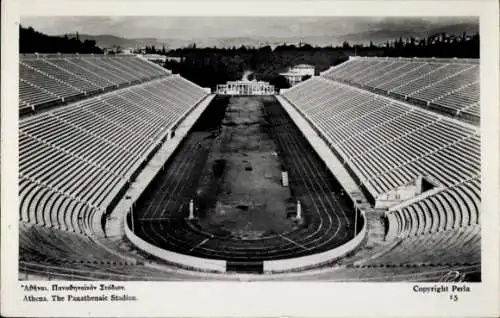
[263,212,367,273]
[124,213,227,273]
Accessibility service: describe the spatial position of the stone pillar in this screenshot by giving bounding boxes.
[188,199,195,220]
[296,200,302,219]
[353,203,358,238]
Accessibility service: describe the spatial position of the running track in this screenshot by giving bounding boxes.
[132,96,357,262]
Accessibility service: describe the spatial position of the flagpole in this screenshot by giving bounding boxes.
[131,205,135,233]
[354,202,358,239]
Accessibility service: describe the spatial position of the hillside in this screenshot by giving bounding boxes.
[20,26,103,54]
[342,23,479,45]
[70,22,478,49]
[76,34,169,49]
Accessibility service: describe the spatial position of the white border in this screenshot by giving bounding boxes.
[2,0,499,317]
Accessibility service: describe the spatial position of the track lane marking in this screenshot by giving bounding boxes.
[279,234,312,251]
[189,238,211,252]
[138,217,179,221]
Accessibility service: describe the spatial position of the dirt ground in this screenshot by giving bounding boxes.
[195,96,296,239]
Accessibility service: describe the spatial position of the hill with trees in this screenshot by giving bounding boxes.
[163,31,478,90]
[20,26,103,54]
[164,44,357,90]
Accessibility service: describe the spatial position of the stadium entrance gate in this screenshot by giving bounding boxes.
[226,261,264,274]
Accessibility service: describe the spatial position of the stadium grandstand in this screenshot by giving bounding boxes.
[320,56,479,123]
[19,53,480,282]
[19,54,171,114]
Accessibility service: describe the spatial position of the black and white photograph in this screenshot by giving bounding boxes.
[1,0,499,317]
[16,14,483,281]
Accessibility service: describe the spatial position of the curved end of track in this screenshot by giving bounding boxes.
[124,208,367,274]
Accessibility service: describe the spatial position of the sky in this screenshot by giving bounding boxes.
[20,16,478,39]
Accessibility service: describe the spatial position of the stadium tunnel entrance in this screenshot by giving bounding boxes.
[226,261,264,274]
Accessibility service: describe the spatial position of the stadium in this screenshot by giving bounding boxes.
[18,25,480,281]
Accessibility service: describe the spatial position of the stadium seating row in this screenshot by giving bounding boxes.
[19,222,132,265]
[19,175,98,233]
[19,54,170,113]
[386,177,480,239]
[321,57,479,122]
[19,76,208,235]
[361,224,480,266]
[284,77,479,196]
[283,76,480,242]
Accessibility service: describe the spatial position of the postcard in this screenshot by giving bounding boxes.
[1,0,499,317]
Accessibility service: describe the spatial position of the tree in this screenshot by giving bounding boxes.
[19,25,103,54]
[143,32,478,88]
[300,43,314,50]
[269,75,291,90]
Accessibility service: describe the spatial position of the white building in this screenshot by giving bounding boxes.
[216,79,275,95]
[140,54,167,63]
[280,64,315,86]
[120,48,134,55]
[166,56,182,63]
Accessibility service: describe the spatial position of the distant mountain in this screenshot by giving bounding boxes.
[428,23,479,36]
[71,22,478,50]
[342,23,479,45]
[74,34,170,49]
[72,34,310,50]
